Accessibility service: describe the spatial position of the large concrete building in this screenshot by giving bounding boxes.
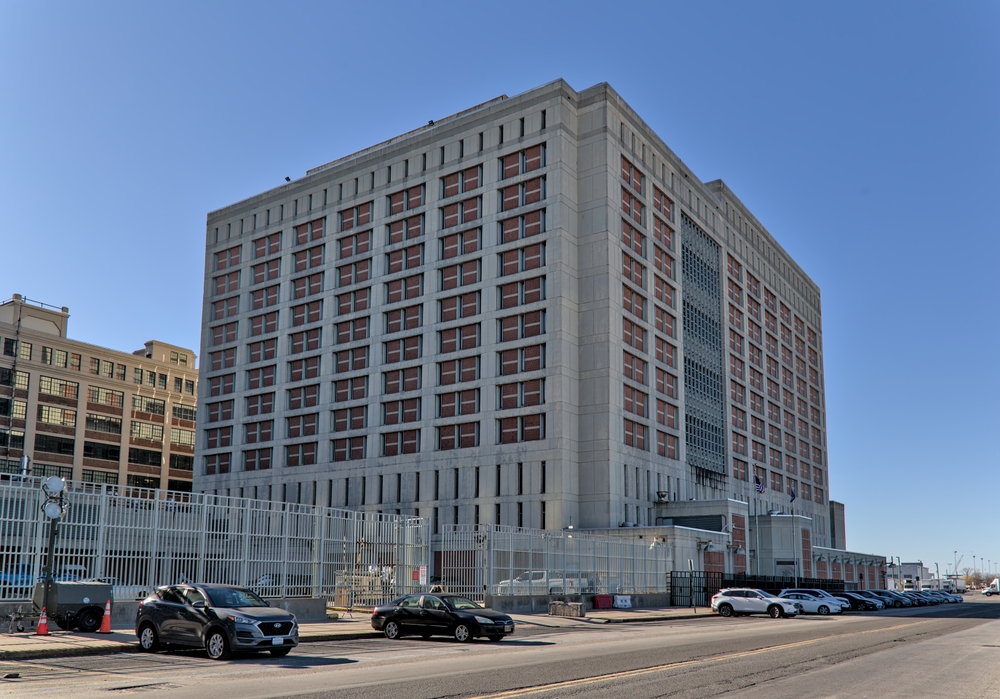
[195,79,833,549]
[0,294,198,490]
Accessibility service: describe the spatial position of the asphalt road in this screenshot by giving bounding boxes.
[2,597,998,699]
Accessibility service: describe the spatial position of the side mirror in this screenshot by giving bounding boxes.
[193,601,207,609]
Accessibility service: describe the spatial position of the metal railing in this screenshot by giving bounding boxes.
[437,524,670,601]
[0,476,429,607]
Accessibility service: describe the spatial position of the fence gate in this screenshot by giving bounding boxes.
[669,571,722,607]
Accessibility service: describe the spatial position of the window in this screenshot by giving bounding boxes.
[498,210,545,243]
[651,370,675,400]
[249,312,279,336]
[0,398,25,421]
[83,440,119,461]
[499,143,545,180]
[332,406,367,432]
[170,428,196,447]
[496,344,545,376]
[383,365,422,394]
[246,365,276,390]
[334,317,369,344]
[333,377,367,401]
[214,271,240,294]
[439,291,480,322]
[727,254,743,281]
[437,422,479,450]
[384,305,422,333]
[86,387,123,410]
[211,322,238,346]
[496,379,544,409]
[384,242,423,277]
[624,419,647,450]
[438,324,480,353]
[287,384,320,409]
[292,273,324,299]
[245,391,275,416]
[652,186,673,220]
[652,217,673,251]
[383,335,421,364]
[244,420,273,443]
[437,389,479,417]
[437,357,479,385]
[293,245,324,274]
[336,288,370,315]
[623,351,647,384]
[657,400,678,429]
[253,232,281,258]
[243,448,272,471]
[623,319,646,352]
[498,176,545,211]
[386,274,422,303]
[623,286,646,319]
[39,376,79,399]
[496,414,545,443]
[440,228,481,259]
[441,166,482,199]
[382,398,420,425]
[440,197,481,228]
[295,217,326,244]
[387,184,425,213]
[733,458,748,482]
[204,453,231,475]
[332,347,368,374]
[207,374,235,397]
[657,431,678,459]
[289,356,321,381]
[286,442,317,467]
[730,380,745,405]
[332,437,366,462]
[250,259,280,285]
[37,405,76,427]
[621,156,645,195]
[172,404,196,421]
[336,259,371,287]
[440,259,481,289]
[621,221,646,257]
[382,430,420,456]
[289,329,321,355]
[653,247,674,279]
[621,188,645,226]
[386,215,423,245]
[214,245,240,271]
[290,301,322,326]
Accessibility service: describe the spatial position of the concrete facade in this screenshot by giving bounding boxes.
[194,80,832,547]
[0,294,198,489]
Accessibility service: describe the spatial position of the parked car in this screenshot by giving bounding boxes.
[869,590,910,607]
[135,584,298,659]
[493,570,592,595]
[779,592,842,615]
[371,593,515,642]
[900,591,928,606]
[710,588,799,618]
[850,591,886,609]
[778,588,851,612]
[838,592,880,611]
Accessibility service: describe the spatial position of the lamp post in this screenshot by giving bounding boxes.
[40,476,67,613]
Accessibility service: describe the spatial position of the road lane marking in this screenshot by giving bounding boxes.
[470,621,929,698]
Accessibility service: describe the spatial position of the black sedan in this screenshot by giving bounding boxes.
[135,584,298,659]
[838,592,880,611]
[372,594,514,642]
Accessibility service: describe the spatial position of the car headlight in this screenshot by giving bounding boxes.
[474,616,494,625]
[227,614,257,625]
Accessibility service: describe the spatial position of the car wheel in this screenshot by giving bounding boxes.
[768,605,782,619]
[894,601,902,608]
[138,623,159,652]
[76,607,103,633]
[205,629,232,660]
[453,623,472,642]
[383,620,401,640]
[818,605,829,615]
[269,648,291,657]
[717,604,734,618]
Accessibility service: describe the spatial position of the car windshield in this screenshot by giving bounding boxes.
[444,596,482,610]
[204,587,268,608]
[751,590,770,598]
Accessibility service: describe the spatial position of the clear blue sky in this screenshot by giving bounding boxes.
[2,1,997,578]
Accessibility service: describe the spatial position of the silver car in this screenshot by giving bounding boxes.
[711,588,800,618]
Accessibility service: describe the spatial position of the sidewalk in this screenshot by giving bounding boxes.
[0,606,715,660]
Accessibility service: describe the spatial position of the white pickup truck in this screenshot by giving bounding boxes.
[494,571,590,595]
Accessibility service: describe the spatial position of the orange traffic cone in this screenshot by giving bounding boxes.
[98,600,112,634]
[36,607,49,635]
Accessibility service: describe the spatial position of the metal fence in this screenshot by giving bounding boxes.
[0,476,429,607]
[436,524,670,601]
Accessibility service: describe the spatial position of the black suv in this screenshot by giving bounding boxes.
[135,584,298,659]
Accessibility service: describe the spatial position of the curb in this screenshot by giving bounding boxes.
[0,642,138,661]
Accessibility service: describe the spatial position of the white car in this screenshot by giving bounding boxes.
[779,588,851,612]
[711,588,800,618]
[779,592,843,615]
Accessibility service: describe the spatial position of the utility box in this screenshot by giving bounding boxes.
[33,581,113,633]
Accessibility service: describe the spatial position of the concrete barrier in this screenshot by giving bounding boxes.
[548,601,585,617]
[486,592,673,614]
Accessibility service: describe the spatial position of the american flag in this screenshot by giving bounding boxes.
[754,475,766,494]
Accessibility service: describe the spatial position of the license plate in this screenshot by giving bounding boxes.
[272,637,283,645]
[504,625,512,632]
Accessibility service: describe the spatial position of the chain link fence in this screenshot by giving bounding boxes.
[436,524,670,601]
[0,476,429,607]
